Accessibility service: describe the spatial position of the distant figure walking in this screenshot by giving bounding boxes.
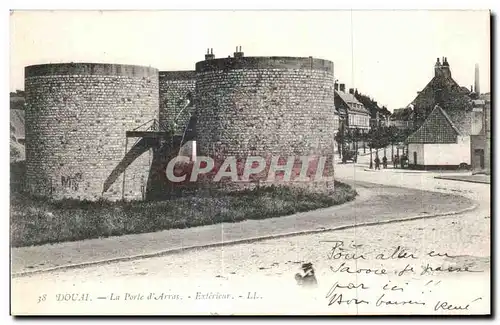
[401,154,407,169]
[382,156,388,169]
[394,155,400,169]
[374,156,381,170]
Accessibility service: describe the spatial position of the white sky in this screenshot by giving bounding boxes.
[9,10,490,110]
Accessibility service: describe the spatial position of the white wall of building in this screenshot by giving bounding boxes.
[408,143,425,165]
[423,136,470,166]
[409,137,470,166]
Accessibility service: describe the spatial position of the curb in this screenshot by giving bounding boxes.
[434,176,490,185]
[11,202,479,278]
[362,168,429,174]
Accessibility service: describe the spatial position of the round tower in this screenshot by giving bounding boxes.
[24,63,159,201]
[194,53,336,192]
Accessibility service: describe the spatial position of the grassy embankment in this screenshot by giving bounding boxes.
[10,162,357,247]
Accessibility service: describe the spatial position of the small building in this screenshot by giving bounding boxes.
[406,105,481,169]
[388,107,414,130]
[371,106,391,128]
[470,93,491,174]
[484,96,491,174]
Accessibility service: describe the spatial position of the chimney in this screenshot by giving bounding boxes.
[334,82,339,91]
[441,56,451,78]
[435,56,451,78]
[205,48,215,60]
[234,45,244,59]
[474,63,480,94]
[339,84,345,92]
[349,88,354,94]
[435,57,442,77]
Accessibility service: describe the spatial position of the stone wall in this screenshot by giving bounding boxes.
[159,71,196,135]
[23,57,338,200]
[25,63,159,201]
[194,57,336,192]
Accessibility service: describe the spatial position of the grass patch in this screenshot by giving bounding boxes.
[10,162,357,247]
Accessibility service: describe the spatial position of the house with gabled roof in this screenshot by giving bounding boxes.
[469,93,491,173]
[354,91,391,128]
[406,104,482,169]
[334,83,370,132]
[389,107,414,130]
[410,57,474,128]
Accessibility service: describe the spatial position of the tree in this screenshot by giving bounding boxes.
[334,120,356,163]
[386,125,400,158]
[334,124,344,159]
[359,129,368,154]
[366,126,391,168]
[353,127,361,153]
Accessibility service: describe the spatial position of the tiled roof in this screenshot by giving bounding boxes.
[391,107,413,121]
[407,105,459,144]
[407,105,479,144]
[335,90,370,115]
[336,90,361,105]
[443,107,476,136]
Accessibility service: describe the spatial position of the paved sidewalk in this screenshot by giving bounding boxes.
[11,180,476,276]
[435,174,491,184]
[363,167,429,173]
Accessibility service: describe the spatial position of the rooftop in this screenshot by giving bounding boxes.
[335,90,369,114]
[407,105,479,144]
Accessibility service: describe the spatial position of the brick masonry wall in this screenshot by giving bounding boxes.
[194,58,336,192]
[25,63,159,201]
[159,71,196,135]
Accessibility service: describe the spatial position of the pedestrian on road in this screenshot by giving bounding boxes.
[382,156,388,169]
[394,155,399,169]
[374,156,381,170]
